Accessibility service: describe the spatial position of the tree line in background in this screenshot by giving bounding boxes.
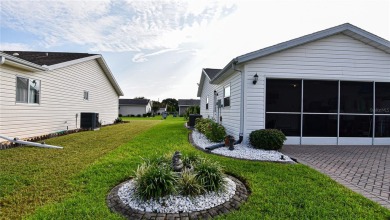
[151,98,179,113]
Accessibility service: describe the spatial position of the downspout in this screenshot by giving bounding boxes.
[233,61,244,143]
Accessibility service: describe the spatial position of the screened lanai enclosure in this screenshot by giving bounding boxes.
[265,79,390,145]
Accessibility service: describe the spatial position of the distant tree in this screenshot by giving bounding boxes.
[184,105,200,120]
[151,101,161,113]
[162,98,178,112]
[134,97,145,99]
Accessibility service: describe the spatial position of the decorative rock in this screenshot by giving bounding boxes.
[191,130,294,163]
[107,175,249,220]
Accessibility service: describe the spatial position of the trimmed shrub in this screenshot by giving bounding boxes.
[195,159,226,192]
[249,129,286,150]
[204,122,226,142]
[195,118,226,142]
[194,118,210,134]
[114,117,122,124]
[134,163,177,200]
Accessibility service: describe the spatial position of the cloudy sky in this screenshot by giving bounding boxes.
[1,0,389,101]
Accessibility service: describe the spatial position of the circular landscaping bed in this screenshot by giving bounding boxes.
[107,152,249,219]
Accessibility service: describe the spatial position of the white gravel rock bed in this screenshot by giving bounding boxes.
[118,177,236,213]
[192,130,293,162]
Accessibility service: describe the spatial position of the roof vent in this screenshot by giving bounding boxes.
[45,52,49,56]
[12,52,19,56]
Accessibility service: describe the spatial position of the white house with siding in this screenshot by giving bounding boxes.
[0,51,123,139]
[119,99,152,116]
[197,23,390,145]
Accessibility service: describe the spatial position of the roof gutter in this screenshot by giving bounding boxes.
[0,52,48,72]
[95,56,124,96]
[210,58,239,84]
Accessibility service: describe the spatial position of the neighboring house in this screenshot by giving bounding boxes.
[197,68,220,120]
[119,99,152,116]
[178,99,200,116]
[0,51,123,139]
[156,106,167,115]
[197,23,390,145]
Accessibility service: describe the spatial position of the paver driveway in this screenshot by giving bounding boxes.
[281,145,390,209]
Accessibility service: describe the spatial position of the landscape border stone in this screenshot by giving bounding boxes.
[188,131,295,164]
[106,175,249,220]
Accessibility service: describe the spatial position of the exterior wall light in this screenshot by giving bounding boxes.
[253,73,259,85]
[214,90,218,96]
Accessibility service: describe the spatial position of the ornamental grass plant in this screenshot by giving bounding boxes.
[178,169,205,196]
[133,153,226,200]
[195,158,226,192]
[134,163,177,200]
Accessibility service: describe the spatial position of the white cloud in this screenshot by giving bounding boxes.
[0,43,33,51]
[132,48,179,62]
[2,0,388,100]
[1,0,236,52]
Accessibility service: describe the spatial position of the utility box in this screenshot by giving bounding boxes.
[80,112,99,130]
[188,114,202,127]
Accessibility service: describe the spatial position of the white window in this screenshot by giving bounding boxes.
[206,96,209,110]
[84,91,89,100]
[224,85,230,107]
[16,76,40,104]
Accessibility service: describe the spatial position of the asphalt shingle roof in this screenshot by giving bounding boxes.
[119,99,150,105]
[2,51,97,66]
[203,68,221,80]
[178,99,200,106]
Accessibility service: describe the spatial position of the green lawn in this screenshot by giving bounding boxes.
[1,117,389,219]
[121,115,181,121]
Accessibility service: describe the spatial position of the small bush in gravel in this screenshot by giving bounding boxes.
[204,122,226,142]
[134,163,177,200]
[195,159,226,192]
[195,118,226,142]
[249,129,286,150]
[178,169,205,196]
[194,118,210,134]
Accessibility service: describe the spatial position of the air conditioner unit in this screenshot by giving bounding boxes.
[80,112,99,130]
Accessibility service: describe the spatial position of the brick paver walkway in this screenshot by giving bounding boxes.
[281,145,390,209]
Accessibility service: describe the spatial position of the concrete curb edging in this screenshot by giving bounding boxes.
[106,175,249,219]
